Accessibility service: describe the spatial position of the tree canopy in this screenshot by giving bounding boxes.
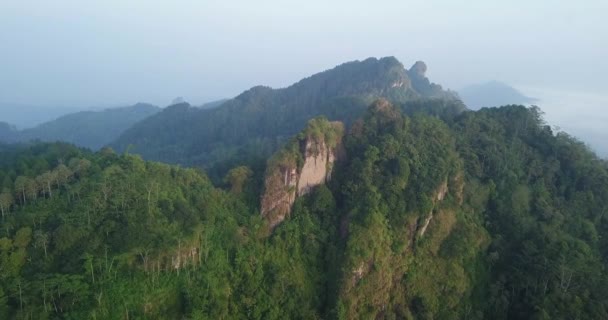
[0,100,607,319]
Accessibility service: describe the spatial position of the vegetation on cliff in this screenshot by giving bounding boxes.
[261,117,344,228]
[1,96,607,319]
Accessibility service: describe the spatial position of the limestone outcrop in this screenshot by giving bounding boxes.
[260,118,344,228]
[417,172,465,238]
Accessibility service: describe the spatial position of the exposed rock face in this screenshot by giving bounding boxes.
[260,119,344,229]
[391,80,407,88]
[406,61,459,100]
[435,179,449,202]
[351,259,373,287]
[409,60,428,77]
[417,173,464,238]
[297,139,335,196]
[418,180,449,238]
[260,161,299,229]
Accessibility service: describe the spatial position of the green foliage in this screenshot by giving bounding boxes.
[0,142,340,319]
[300,117,344,149]
[1,99,608,319]
[332,100,473,318]
[332,101,608,319]
[452,105,608,319]
[223,166,253,194]
[265,116,344,178]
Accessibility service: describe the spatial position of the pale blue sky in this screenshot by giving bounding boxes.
[1,0,606,107]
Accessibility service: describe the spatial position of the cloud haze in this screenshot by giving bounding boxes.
[1,0,606,105]
[521,86,608,157]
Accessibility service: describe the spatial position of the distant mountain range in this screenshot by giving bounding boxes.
[0,103,160,150]
[0,103,83,129]
[458,81,537,110]
[0,65,546,165]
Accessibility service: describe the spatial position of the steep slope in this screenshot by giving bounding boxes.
[330,102,608,319]
[255,99,608,319]
[327,100,468,318]
[260,117,344,228]
[5,103,160,150]
[111,57,457,170]
[1,99,608,319]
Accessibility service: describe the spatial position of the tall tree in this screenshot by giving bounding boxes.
[13,176,27,205]
[0,191,13,219]
[223,166,253,194]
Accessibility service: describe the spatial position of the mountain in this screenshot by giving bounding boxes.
[1,103,160,150]
[458,81,537,109]
[1,99,607,319]
[0,122,18,142]
[0,103,82,129]
[111,57,460,174]
[318,102,608,319]
[2,57,606,319]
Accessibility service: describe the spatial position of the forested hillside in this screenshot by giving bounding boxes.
[1,97,607,319]
[0,123,18,142]
[111,57,459,175]
[0,103,160,150]
[330,101,608,319]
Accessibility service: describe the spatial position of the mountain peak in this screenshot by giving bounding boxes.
[405,60,457,99]
[409,61,427,77]
[282,56,413,101]
[365,56,404,68]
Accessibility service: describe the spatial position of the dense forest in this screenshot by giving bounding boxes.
[1,97,607,319]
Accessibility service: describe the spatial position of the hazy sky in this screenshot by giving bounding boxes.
[1,0,606,107]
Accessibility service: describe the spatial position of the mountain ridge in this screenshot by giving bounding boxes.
[111,57,460,172]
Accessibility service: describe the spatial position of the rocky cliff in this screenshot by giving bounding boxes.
[406,60,459,100]
[261,118,344,228]
[297,139,338,196]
